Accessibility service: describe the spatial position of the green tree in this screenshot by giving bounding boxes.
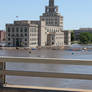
[79,32,92,44]
[71,31,74,41]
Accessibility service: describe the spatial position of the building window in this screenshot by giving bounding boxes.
[16,27,19,32]
[8,34,10,36]
[16,34,19,37]
[8,27,10,32]
[12,28,14,32]
[20,34,23,37]
[25,33,27,36]
[47,29,49,32]
[24,27,27,32]
[30,42,36,45]
[25,43,27,45]
[20,28,23,32]
[52,42,54,45]
[12,34,15,37]
[8,38,10,41]
[52,36,54,40]
[55,22,57,25]
[8,43,10,45]
[25,39,27,41]
[34,28,36,32]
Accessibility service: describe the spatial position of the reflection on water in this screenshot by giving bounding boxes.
[0,44,92,89]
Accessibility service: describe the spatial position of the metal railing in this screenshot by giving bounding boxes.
[0,56,92,92]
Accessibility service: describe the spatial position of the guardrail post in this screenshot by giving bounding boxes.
[0,62,5,87]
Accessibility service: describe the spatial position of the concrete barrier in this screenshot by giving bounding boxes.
[0,87,70,92]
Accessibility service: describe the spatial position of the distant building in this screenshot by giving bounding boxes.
[0,30,6,42]
[6,0,71,48]
[6,21,38,48]
[64,31,71,45]
[74,28,92,40]
[40,0,64,47]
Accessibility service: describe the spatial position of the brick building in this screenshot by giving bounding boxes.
[0,30,6,42]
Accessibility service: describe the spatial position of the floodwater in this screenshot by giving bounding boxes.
[1,44,92,90]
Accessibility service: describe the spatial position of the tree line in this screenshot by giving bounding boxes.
[71,32,92,44]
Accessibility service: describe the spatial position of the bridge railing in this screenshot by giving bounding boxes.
[0,56,92,92]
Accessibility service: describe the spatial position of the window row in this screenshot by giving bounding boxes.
[56,37,64,39]
[47,29,60,32]
[8,33,27,37]
[56,43,63,46]
[30,29,37,32]
[7,27,28,32]
[30,34,38,36]
[30,38,37,41]
[8,42,28,46]
[46,21,58,25]
[8,38,28,41]
[30,42,37,45]
[45,17,58,19]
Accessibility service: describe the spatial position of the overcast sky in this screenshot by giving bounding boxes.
[0,0,92,30]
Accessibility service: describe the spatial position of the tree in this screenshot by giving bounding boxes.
[71,31,74,41]
[79,32,92,44]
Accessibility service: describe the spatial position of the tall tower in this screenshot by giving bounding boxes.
[41,0,63,27]
[49,0,54,6]
[49,0,55,12]
[40,0,64,47]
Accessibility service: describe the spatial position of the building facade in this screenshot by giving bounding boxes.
[40,0,64,47]
[74,28,92,40]
[6,21,38,48]
[0,30,6,42]
[6,0,71,48]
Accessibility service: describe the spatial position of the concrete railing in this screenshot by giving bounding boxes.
[0,56,92,92]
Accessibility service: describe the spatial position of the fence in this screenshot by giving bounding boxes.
[0,56,92,92]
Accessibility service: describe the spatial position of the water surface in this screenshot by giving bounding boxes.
[0,44,92,90]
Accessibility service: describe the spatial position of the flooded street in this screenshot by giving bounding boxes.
[1,44,92,90]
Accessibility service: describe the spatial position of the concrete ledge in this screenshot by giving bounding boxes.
[2,84,92,92]
[0,87,72,92]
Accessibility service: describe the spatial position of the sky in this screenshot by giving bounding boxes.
[0,0,92,30]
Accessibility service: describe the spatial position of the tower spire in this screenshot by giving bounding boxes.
[49,0,54,7]
[45,0,58,13]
